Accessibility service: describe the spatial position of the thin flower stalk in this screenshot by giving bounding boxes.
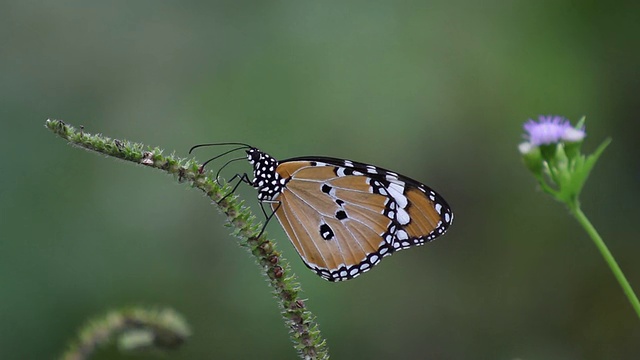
[520,115,640,320]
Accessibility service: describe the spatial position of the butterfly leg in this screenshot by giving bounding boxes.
[254,201,281,239]
[216,173,252,204]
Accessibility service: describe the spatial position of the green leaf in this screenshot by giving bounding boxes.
[572,138,611,198]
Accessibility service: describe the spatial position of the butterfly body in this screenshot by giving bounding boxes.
[245,147,453,282]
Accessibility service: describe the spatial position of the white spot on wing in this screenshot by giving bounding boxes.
[387,182,408,208]
[396,207,410,225]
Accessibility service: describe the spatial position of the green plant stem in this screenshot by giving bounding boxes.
[569,204,640,320]
[46,119,329,360]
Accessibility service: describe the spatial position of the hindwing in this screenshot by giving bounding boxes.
[271,157,452,281]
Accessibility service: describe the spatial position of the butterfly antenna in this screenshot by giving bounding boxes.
[196,146,250,174]
[189,142,252,154]
[215,157,246,184]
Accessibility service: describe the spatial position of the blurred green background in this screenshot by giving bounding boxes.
[1,1,639,359]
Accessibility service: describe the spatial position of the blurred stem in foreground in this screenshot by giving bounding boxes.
[60,307,190,360]
[519,115,640,320]
[46,119,329,360]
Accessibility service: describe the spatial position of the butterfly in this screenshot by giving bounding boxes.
[191,143,453,282]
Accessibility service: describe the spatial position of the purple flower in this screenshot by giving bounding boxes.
[523,115,585,146]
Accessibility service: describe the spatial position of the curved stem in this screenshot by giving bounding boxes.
[46,119,329,360]
[61,307,190,360]
[569,205,640,320]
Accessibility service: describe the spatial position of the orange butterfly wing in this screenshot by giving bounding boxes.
[270,159,452,281]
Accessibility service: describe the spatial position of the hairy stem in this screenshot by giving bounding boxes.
[46,119,329,360]
[61,307,190,360]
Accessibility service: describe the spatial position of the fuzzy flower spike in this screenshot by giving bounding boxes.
[519,115,640,320]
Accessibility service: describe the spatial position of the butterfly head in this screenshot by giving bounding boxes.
[246,148,287,201]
